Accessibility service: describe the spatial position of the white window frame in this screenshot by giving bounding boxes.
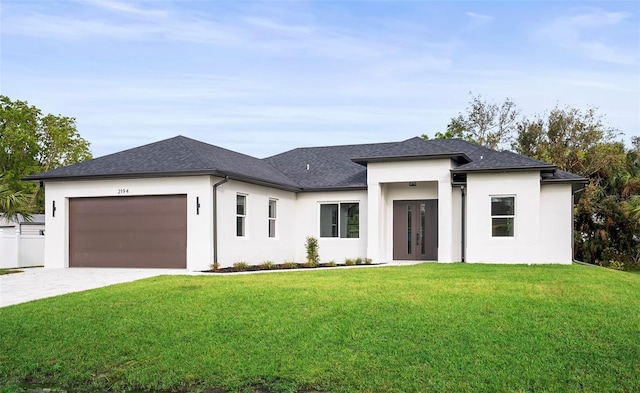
[236,194,247,237]
[268,198,277,238]
[490,195,515,238]
[319,201,359,239]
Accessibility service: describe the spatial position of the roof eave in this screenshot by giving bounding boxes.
[219,170,302,192]
[352,152,470,166]
[300,186,368,192]
[25,169,303,192]
[541,177,589,185]
[23,169,219,182]
[451,165,556,174]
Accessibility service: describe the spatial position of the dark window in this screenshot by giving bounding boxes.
[237,194,246,237]
[491,196,515,237]
[268,199,276,238]
[320,203,359,238]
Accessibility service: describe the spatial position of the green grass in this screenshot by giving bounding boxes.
[1,264,639,392]
[0,268,22,275]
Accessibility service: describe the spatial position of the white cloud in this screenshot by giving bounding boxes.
[466,12,494,22]
[88,0,169,19]
[537,8,636,65]
[465,11,494,30]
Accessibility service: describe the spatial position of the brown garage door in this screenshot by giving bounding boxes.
[69,195,187,268]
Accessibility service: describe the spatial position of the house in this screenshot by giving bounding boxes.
[25,136,587,270]
[0,214,46,268]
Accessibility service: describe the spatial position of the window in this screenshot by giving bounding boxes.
[268,199,277,238]
[236,194,246,237]
[320,202,359,238]
[491,196,515,237]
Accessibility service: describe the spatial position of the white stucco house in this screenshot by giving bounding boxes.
[26,136,587,271]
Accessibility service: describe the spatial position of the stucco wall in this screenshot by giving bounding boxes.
[366,159,456,262]
[44,176,214,271]
[539,183,573,263]
[294,190,368,264]
[215,179,297,267]
[44,168,574,269]
[465,171,572,264]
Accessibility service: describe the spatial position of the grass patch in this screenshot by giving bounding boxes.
[0,264,639,392]
[0,268,22,276]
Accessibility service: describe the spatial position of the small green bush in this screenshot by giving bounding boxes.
[326,260,337,267]
[233,261,249,271]
[354,257,363,265]
[210,261,220,271]
[282,261,298,269]
[305,236,320,266]
[364,258,373,265]
[304,260,319,268]
[344,258,356,266]
[260,261,275,270]
[601,247,631,271]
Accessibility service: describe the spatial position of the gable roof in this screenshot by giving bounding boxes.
[26,135,587,190]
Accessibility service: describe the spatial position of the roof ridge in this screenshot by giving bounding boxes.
[175,136,211,169]
[178,136,302,187]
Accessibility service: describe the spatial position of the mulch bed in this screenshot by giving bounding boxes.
[203,262,381,273]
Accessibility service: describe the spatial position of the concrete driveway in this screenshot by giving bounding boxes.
[0,268,193,308]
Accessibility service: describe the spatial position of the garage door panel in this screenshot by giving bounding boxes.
[71,196,184,214]
[70,250,186,268]
[72,213,186,232]
[69,195,187,268]
[71,231,187,251]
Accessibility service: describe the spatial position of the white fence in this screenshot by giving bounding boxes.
[0,228,45,268]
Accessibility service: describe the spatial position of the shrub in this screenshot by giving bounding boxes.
[364,257,373,265]
[354,257,363,265]
[260,260,275,270]
[233,261,249,271]
[305,236,320,266]
[304,260,319,268]
[344,258,356,266]
[210,261,220,271]
[282,261,298,269]
[601,247,631,271]
[326,260,337,267]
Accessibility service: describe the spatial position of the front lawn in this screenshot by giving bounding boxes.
[0,264,638,392]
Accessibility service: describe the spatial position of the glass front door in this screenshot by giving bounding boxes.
[393,200,438,260]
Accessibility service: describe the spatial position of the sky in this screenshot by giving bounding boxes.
[1,0,639,159]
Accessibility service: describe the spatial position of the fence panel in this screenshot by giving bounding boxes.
[18,235,45,267]
[0,229,18,269]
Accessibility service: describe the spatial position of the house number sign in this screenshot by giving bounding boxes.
[117,189,129,195]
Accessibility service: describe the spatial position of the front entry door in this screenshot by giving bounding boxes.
[393,200,438,260]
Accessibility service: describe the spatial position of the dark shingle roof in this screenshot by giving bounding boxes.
[451,150,556,172]
[26,136,300,190]
[264,141,397,189]
[26,135,587,189]
[542,169,588,183]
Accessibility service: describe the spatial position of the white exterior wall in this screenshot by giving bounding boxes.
[44,176,215,271]
[539,183,573,263]
[295,190,368,263]
[42,166,574,269]
[366,159,457,263]
[465,171,572,264]
[215,179,297,267]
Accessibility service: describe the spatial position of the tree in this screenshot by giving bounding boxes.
[430,95,639,270]
[0,175,34,221]
[0,95,92,211]
[424,93,519,149]
[513,106,624,178]
[512,105,638,270]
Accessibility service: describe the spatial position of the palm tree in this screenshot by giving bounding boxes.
[0,175,34,222]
